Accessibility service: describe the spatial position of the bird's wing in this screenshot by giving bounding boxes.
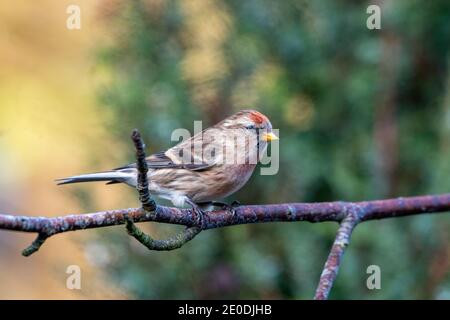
[114,151,214,171]
[115,127,222,172]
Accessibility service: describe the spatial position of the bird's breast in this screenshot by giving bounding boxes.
[192,163,257,202]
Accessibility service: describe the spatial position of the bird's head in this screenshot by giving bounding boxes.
[220,109,279,142]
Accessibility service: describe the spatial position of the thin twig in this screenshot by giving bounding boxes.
[22,233,50,257]
[313,205,361,299]
[125,216,201,250]
[130,129,156,212]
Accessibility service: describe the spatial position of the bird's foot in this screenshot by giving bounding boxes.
[186,199,206,229]
[200,200,241,220]
[228,200,241,220]
[231,200,241,208]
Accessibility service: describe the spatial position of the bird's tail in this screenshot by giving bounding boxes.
[56,170,134,186]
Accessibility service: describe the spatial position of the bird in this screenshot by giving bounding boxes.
[56,109,278,226]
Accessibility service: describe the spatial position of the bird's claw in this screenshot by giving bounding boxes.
[231,200,241,207]
[193,207,206,229]
[186,199,206,229]
[220,201,240,220]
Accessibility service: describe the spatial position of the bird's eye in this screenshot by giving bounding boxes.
[246,124,256,130]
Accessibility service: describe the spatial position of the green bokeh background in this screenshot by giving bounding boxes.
[88,0,450,299]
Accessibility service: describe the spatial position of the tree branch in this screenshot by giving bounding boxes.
[1,130,450,298]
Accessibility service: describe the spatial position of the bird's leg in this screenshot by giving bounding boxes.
[185,198,206,229]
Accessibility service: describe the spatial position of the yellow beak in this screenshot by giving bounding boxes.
[262,132,279,142]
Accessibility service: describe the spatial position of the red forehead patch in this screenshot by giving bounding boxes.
[249,111,267,124]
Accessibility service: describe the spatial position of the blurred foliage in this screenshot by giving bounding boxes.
[0,0,129,298]
[89,0,450,299]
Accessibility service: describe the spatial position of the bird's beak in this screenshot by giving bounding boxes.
[262,132,279,142]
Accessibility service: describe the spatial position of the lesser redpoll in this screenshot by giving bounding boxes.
[57,110,278,226]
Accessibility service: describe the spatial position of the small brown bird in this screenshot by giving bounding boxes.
[57,110,278,225]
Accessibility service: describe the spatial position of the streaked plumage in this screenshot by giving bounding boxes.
[57,110,278,209]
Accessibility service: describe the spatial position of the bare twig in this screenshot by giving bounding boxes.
[0,130,449,298]
[314,205,361,300]
[130,129,156,212]
[22,233,50,257]
[124,215,201,250]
